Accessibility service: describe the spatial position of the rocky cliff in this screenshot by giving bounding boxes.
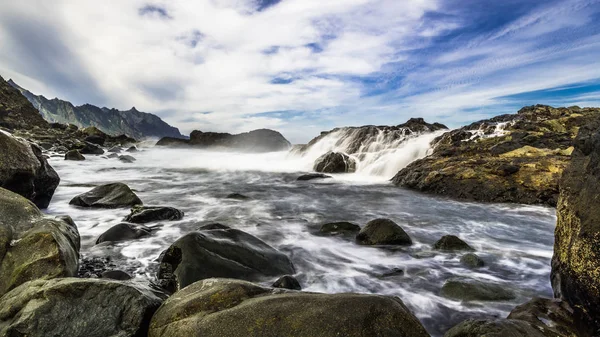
[8,79,182,139]
[0,76,48,129]
[393,105,600,206]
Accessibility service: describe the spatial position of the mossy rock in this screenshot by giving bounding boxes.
[149,278,430,337]
[434,235,474,252]
[444,319,547,337]
[460,253,485,268]
[441,278,516,302]
[356,218,412,246]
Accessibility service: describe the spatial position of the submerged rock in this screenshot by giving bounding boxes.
[157,227,295,293]
[393,105,600,206]
[123,205,184,223]
[356,218,412,246]
[0,278,163,337]
[320,221,361,234]
[65,149,85,161]
[551,120,600,332]
[226,193,250,200]
[460,253,485,268]
[69,183,143,208]
[0,131,60,209]
[118,154,136,163]
[149,278,430,337]
[96,223,152,244]
[434,235,474,252]
[441,278,516,302]
[297,173,333,181]
[314,151,357,173]
[0,188,80,297]
[272,275,302,290]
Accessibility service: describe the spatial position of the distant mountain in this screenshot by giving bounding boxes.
[0,76,48,129]
[8,79,183,139]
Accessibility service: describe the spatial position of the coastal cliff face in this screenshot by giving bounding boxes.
[0,76,48,129]
[552,120,600,333]
[393,105,600,206]
[8,79,182,139]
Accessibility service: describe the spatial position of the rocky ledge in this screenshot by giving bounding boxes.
[393,105,600,206]
[157,128,291,152]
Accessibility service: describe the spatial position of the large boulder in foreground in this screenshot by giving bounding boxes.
[149,278,430,337]
[314,151,357,173]
[157,225,295,293]
[356,218,412,246]
[0,278,163,337]
[0,188,80,297]
[551,120,600,332]
[70,182,143,208]
[393,105,600,206]
[0,130,60,208]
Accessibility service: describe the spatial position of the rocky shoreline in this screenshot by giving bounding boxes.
[2,71,600,336]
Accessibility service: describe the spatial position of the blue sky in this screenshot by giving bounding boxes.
[1,0,599,143]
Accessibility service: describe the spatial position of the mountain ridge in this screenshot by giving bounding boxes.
[8,79,183,139]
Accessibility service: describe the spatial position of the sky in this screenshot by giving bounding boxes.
[1,0,600,143]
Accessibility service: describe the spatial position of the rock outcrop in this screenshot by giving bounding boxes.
[0,75,48,129]
[551,119,600,332]
[8,79,183,139]
[0,188,80,297]
[149,278,430,337]
[314,151,357,173]
[0,130,60,208]
[0,278,163,337]
[157,129,291,152]
[393,105,600,206]
[157,225,295,293]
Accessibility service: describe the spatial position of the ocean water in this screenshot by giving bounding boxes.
[44,134,556,336]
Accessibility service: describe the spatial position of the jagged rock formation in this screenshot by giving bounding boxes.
[551,118,600,333]
[8,79,182,139]
[157,128,291,152]
[393,105,600,206]
[0,76,48,129]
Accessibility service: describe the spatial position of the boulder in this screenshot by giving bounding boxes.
[314,151,357,173]
[552,121,600,331]
[188,129,291,152]
[96,223,152,244]
[157,227,295,293]
[444,319,547,337]
[64,149,85,161]
[69,183,143,208]
[393,105,600,206]
[356,218,412,246]
[226,193,250,200]
[79,141,105,155]
[440,278,516,302]
[101,270,133,280]
[85,134,105,146]
[108,146,122,153]
[434,235,474,251]
[272,275,302,290]
[297,173,332,181]
[155,137,190,147]
[460,253,485,268]
[0,278,163,337]
[123,205,184,223]
[0,131,60,209]
[149,278,430,337]
[119,154,136,163]
[320,221,361,234]
[0,188,80,297]
[126,145,138,152]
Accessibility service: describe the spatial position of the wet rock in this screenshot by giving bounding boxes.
[198,223,231,230]
[69,182,143,208]
[0,131,60,209]
[441,278,516,302]
[320,221,360,234]
[124,205,184,223]
[460,253,485,268]
[119,154,136,163]
[78,256,117,278]
[393,105,600,206]
[356,218,412,246]
[64,149,85,161]
[379,268,405,278]
[297,173,333,181]
[188,128,291,152]
[79,141,105,155]
[444,319,547,337]
[96,223,152,244]
[108,146,122,153]
[157,227,295,293]
[149,278,430,337]
[107,153,119,159]
[226,193,250,200]
[272,275,302,290]
[552,120,600,332]
[314,151,357,173]
[434,235,474,252]
[0,278,163,337]
[101,270,133,280]
[0,188,80,297]
[126,145,138,152]
[507,297,584,337]
[85,134,105,146]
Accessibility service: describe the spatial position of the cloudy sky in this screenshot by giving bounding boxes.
[1,0,599,143]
